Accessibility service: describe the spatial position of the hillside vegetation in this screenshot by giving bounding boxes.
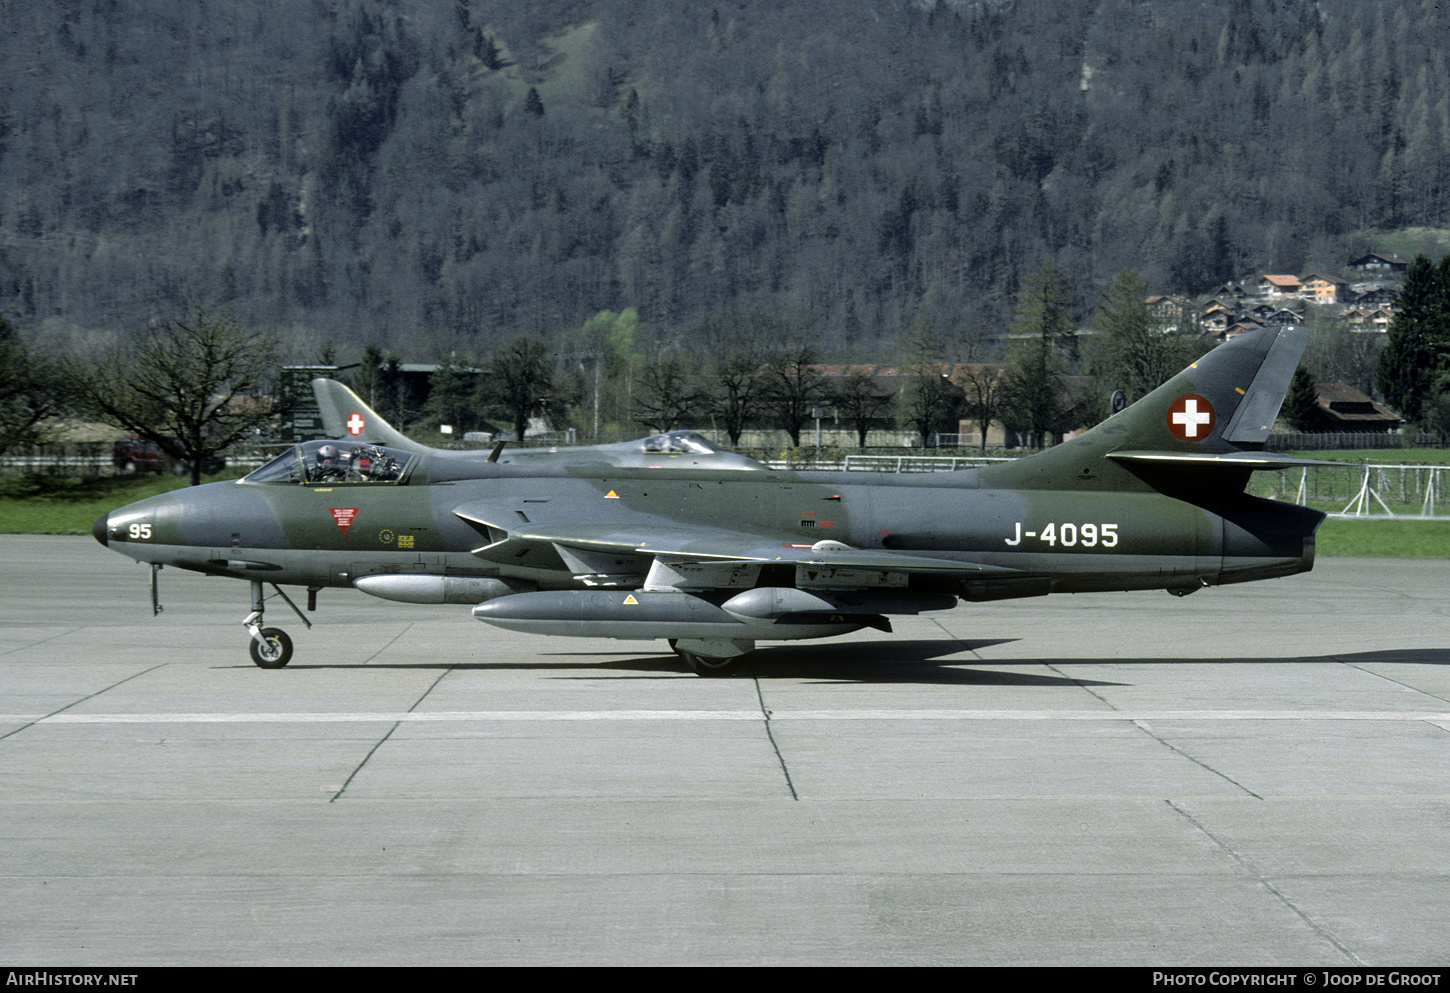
[3,0,1450,358]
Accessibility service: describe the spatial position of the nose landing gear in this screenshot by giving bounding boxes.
[247,624,293,668]
[244,580,311,669]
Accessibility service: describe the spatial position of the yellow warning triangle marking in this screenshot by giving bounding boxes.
[605,490,620,498]
[623,594,638,604]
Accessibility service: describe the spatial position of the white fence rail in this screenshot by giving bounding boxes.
[764,454,1016,472]
[1271,463,1446,519]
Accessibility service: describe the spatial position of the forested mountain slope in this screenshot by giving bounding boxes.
[2,0,1448,357]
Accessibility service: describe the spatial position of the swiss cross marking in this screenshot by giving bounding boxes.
[346,412,366,436]
[1167,394,1215,441]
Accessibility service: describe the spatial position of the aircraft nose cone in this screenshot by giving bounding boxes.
[92,513,109,547]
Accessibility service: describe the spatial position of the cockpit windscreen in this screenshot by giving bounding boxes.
[245,440,415,485]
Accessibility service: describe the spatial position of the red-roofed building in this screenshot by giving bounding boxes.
[1258,274,1302,298]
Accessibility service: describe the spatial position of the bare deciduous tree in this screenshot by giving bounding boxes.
[479,338,554,444]
[829,371,894,450]
[633,354,704,433]
[0,317,69,457]
[68,308,278,485]
[760,345,828,448]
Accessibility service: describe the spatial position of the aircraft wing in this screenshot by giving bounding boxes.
[513,523,1013,572]
[453,503,1018,586]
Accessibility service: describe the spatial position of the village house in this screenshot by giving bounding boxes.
[1145,295,1192,328]
[1223,317,1266,339]
[1258,274,1302,298]
[1203,306,1236,333]
[1304,382,1402,434]
[1349,253,1409,274]
[1299,274,1346,304]
[1265,308,1303,325]
[1342,307,1394,330]
[1351,285,1399,308]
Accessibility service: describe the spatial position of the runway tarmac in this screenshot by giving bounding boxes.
[2,534,1448,966]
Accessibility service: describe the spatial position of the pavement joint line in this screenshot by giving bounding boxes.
[0,626,84,657]
[1166,799,1366,966]
[751,671,798,800]
[1340,657,1450,707]
[331,650,454,803]
[1132,719,1262,799]
[7,709,1450,724]
[0,662,168,741]
[360,622,414,665]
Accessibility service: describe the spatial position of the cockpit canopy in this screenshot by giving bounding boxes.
[246,440,416,485]
[638,431,719,455]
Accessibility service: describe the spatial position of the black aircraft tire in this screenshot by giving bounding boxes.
[667,638,680,655]
[249,628,293,669]
[681,651,745,677]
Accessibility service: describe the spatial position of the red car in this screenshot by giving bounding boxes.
[112,436,225,475]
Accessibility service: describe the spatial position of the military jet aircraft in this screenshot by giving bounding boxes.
[312,377,767,470]
[94,325,1327,676]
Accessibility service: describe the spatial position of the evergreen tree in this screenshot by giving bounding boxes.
[421,353,481,433]
[1283,366,1321,431]
[1423,371,1450,441]
[1375,255,1443,422]
[1089,270,1177,408]
[355,343,387,407]
[999,264,1076,448]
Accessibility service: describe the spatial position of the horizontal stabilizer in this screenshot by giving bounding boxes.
[1106,451,1350,471]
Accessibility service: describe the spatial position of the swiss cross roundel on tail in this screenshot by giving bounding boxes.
[1167,394,1215,441]
[346,412,366,436]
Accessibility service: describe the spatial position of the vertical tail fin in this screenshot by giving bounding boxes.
[311,379,436,455]
[984,325,1315,490]
[1095,323,1309,455]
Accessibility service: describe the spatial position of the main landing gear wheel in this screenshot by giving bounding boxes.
[679,651,744,677]
[249,627,293,669]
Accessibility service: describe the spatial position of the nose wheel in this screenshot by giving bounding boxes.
[248,627,293,668]
[244,581,310,668]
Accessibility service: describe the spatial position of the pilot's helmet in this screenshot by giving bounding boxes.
[317,444,338,462]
